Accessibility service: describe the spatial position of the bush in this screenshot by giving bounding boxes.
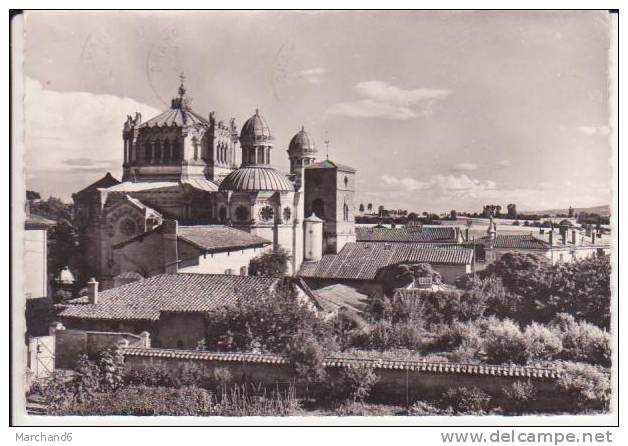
[500,381,537,415]
[441,386,491,414]
[363,320,423,351]
[341,365,380,403]
[408,400,451,416]
[284,330,327,384]
[551,316,612,367]
[522,323,563,362]
[556,362,611,412]
[124,364,183,388]
[429,321,483,354]
[483,318,529,365]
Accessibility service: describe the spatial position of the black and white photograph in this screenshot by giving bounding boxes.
[9,8,619,430]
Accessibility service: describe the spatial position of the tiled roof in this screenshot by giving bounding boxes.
[121,347,559,379]
[312,284,369,314]
[464,234,550,250]
[181,178,219,192]
[356,226,457,243]
[59,273,278,321]
[219,165,294,192]
[306,159,356,173]
[178,225,271,252]
[299,242,474,280]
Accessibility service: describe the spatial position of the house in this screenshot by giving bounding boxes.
[112,219,272,283]
[299,242,474,298]
[58,273,317,349]
[465,217,611,268]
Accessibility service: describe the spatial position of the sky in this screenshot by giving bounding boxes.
[20,10,613,213]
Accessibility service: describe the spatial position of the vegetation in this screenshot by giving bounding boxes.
[248,247,290,278]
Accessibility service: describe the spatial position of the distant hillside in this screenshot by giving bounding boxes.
[520,205,610,217]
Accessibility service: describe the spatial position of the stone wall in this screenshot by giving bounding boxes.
[121,347,559,402]
[55,327,150,370]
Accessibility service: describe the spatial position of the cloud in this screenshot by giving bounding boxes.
[496,159,512,167]
[328,81,451,120]
[452,162,479,172]
[576,125,610,136]
[296,67,327,84]
[23,77,161,199]
[381,174,496,193]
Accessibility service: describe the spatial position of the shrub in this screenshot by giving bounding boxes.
[248,247,290,277]
[284,330,327,385]
[364,320,423,351]
[556,362,611,412]
[441,386,491,414]
[522,323,563,362]
[342,365,380,403]
[408,400,450,416]
[557,320,611,367]
[429,321,483,354]
[124,364,182,388]
[500,381,537,415]
[483,318,529,365]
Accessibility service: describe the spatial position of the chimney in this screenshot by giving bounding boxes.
[162,219,179,273]
[87,277,99,305]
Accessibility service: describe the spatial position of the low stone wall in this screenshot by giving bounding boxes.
[121,347,559,402]
[55,327,150,370]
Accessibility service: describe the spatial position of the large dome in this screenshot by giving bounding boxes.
[219,165,294,192]
[288,126,317,156]
[240,109,273,144]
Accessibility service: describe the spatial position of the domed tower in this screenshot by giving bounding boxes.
[121,76,238,183]
[239,109,274,167]
[217,110,304,274]
[287,126,317,190]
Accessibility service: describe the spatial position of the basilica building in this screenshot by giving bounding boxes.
[73,79,356,288]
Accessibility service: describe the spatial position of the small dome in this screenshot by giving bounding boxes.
[288,126,317,156]
[240,109,273,144]
[219,165,294,192]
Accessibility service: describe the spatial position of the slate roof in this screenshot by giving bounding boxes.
[59,273,278,321]
[299,242,474,281]
[356,226,457,243]
[306,159,356,173]
[464,234,550,250]
[178,226,271,252]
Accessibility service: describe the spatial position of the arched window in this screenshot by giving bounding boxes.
[154,140,162,163]
[343,202,349,221]
[172,140,181,161]
[163,139,171,163]
[312,199,325,218]
[144,142,152,163]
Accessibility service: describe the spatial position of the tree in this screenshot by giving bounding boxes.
[367,203,373,212]
[377,205,385,217]
[407,212,419,222]
[507,203,517,218]
[450,209,457,220]
[49,218,80,277]
[26,190,41,201]
[248,248,290,278]
[359,203,365,213]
